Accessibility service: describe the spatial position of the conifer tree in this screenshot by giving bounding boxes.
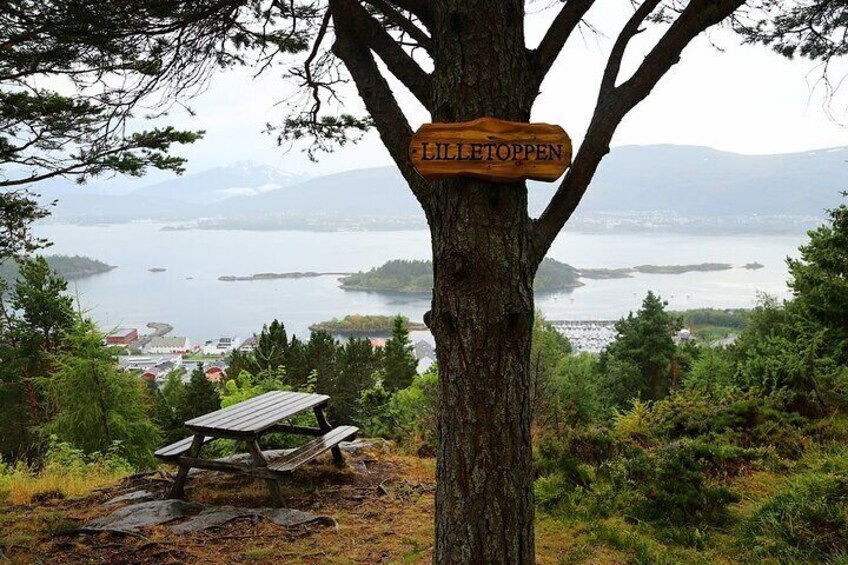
[43,318,161,468]
[382,315,418,392]
[180,364,220,422]
[602,291,682,404]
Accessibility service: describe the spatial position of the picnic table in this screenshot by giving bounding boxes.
[155,391,358,507]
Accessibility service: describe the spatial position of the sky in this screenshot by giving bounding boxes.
[117,0,848,183]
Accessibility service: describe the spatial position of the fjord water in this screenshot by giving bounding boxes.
[36,223,803,343]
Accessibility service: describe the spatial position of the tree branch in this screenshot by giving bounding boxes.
[330,0,429,201]
[340,0,432,108]
[531,0,597,84]
[383,0,434,29]
[362,0,433,53]
[531,0,746,264]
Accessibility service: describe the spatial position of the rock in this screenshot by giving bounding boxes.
[104,490,156,506]
[263,508,336,528]
[170,505,335,533]
[86,500,204,532]
[340,438,393,455]
[87,500,335,535]
[170,506,257,534]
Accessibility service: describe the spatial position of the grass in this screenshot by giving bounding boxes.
[0,463,128,506]
[1,444,846,564]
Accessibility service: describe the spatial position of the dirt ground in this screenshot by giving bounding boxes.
[0,451,439,565]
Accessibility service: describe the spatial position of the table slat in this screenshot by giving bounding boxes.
[185,390,329,434]
[228,395,327,433]
[185,391,291,428]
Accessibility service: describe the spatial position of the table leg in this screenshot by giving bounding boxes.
[314,406,345,468]
[247,440,283,508]
[168,434,204,499]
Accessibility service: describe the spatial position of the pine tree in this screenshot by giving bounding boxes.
[788,195,848,364]
[601,291,682,405]
[382,315,418,392]
[0,256,76,460]
[43,318,161,469]
[180,364,220,422]
[254,319,288,372]
[10,256,74,351]
[334,337,379,425]
[153,371,187,444]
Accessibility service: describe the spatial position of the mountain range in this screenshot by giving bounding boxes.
[28,145,848,228]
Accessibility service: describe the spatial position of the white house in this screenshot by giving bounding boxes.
[144,336,191,354]
[118,354,183,372]
[202,336,241,355]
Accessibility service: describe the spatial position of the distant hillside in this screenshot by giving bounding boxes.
[0,255,115,283]
[340,258,582,294]
[33,145,848,229]
[559,144,848,216]
[130,162,310,204]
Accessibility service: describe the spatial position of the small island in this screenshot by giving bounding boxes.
[1,255,115,283]
[149,267,167,273]
[219,271,351,282]
[339,258,583,294]
[578,267,634,279]
[743,262,765,270]
[632,263,733,274]
[309,314,427,335]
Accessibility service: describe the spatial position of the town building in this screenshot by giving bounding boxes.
[118,354,183,373]
[238,336,258,352]
[202,336,241,355]
[183,359,230,383]
[144,336,191,354]
[105,327,138,346]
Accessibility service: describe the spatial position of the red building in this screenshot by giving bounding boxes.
[106,327,138,346]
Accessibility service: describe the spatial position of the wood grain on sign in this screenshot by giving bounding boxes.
[408,117,572,183]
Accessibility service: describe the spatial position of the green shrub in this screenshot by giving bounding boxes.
[740,466,848,562]
[633,440,739,527]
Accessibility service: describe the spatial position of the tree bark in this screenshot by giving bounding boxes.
[425,2,537,562]
[429,179,536,564]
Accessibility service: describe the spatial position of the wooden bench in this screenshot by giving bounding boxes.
[269,426,359,473]
[155,435,214,462]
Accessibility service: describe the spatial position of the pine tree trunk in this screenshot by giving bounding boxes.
[424,2,538,562]
[428,179,536,564]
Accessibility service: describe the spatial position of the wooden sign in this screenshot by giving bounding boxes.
[408,117,572,183]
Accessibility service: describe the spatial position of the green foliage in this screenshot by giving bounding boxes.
[632,440,740,527]
[678,308,750,331]
[382,315,418,392]
[682,348,737,394]
[310,314,425,333]
[788,195,848,364]
[41,318,161,469]
[0,190,51,261]
[740,461,848,562]
[339,259,434,293]
[360,367,439,452]
[179,364,220,423]
[531,313,577,429]
[0,256,76,461]
[333,337,380,425]
[0,437,132,504]
[601,291,682,406]
[221,370,287,408]
[151,371,186,444]
[532,258,584,292]
[0,255,113,285]
[253,319,288,374]
[9,256,74,350]
[339,258,582,294]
